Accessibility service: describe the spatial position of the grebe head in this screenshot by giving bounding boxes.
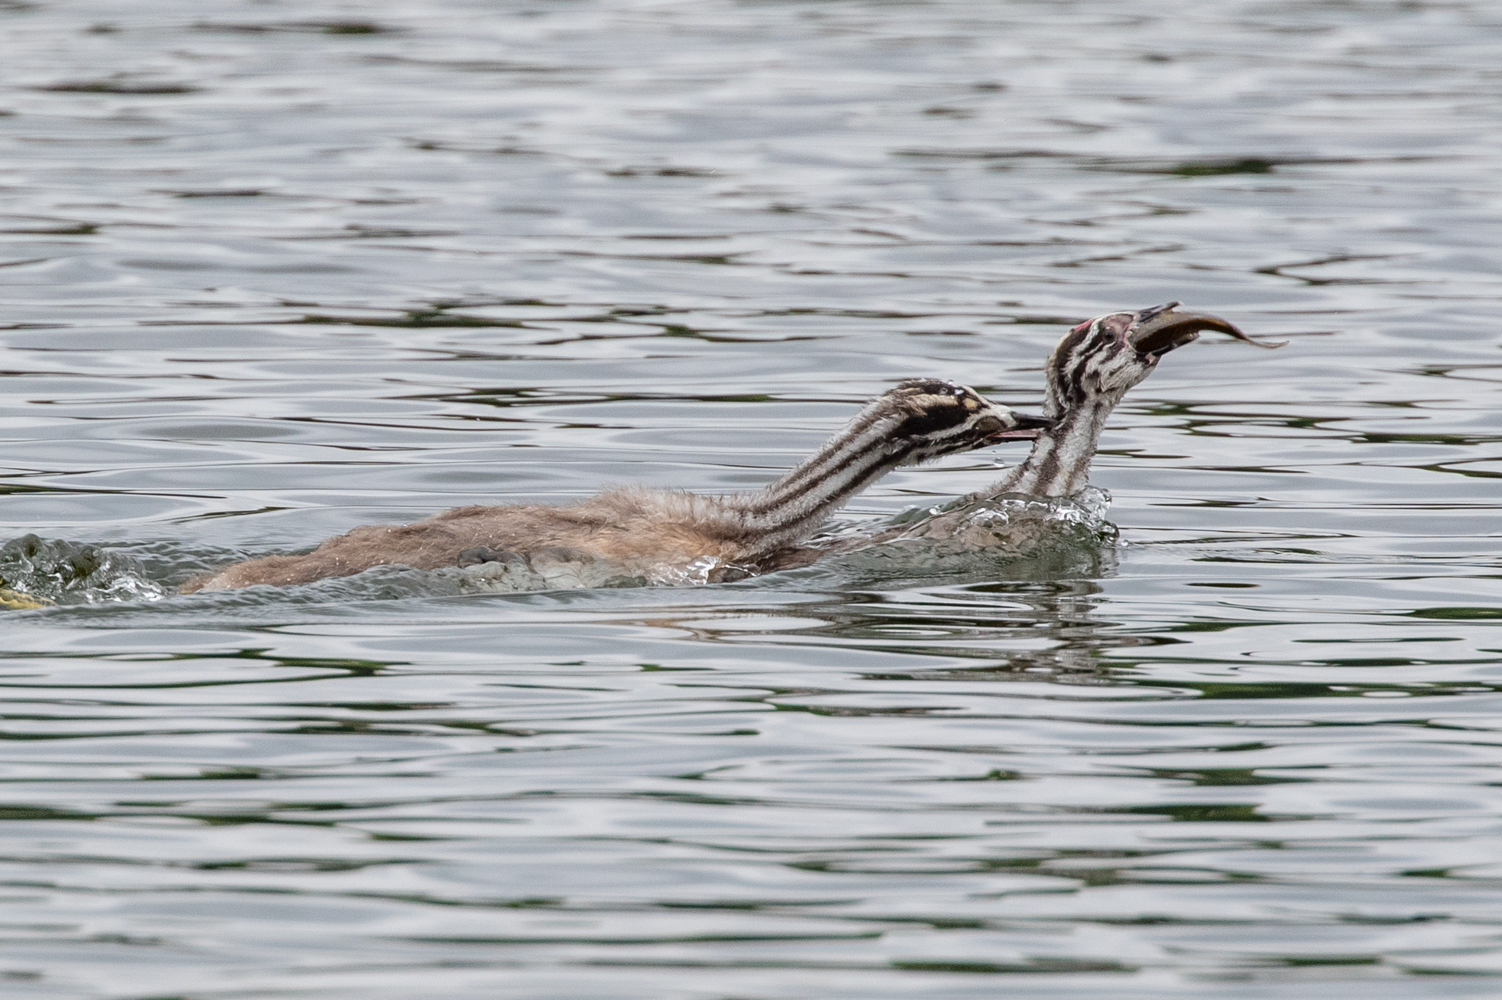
[881,378,1053,465]
[978,303,1282,498]
[716,378,1053,549]
[1046,302,1276,414]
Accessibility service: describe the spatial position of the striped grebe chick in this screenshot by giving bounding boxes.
[974,301,1279,499]
[184,379,1052,591]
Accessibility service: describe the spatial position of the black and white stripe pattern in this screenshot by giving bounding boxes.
[729,380,1027,555]
[983,309,1165,498]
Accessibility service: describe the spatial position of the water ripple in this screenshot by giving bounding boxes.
[3,0,1502,996]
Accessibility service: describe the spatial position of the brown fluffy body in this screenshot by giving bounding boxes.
[182,490,762,592]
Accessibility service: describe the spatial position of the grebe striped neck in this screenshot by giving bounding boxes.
[725,379,1048,557]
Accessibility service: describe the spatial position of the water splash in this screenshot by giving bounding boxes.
[649,553,754,587]
[368,491,1118,598]
[795,487,1119,584]
[4,489,1118,611]
[443,549,741,593]
[0,534,167,606]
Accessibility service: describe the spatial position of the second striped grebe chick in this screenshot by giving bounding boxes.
[183,379,1053,591]
[972,302,1280,500]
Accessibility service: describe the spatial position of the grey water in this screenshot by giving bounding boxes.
[2,0,1502,997]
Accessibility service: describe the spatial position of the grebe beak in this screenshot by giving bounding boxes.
[1127,302,1287,357]
[986,410,1055,442]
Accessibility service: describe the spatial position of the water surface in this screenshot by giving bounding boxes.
[3,1,1502,997]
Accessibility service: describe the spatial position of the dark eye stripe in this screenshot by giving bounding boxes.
[893,402,970,438]
[1051,325,1092,405]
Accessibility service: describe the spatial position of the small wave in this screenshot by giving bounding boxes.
[0,534,167,607]
[785,487,1119,585]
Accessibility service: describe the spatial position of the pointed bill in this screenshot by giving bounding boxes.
[986,410,1055,442]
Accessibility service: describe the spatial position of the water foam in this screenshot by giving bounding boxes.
[799,487,1120,583]
[0,534,168,607]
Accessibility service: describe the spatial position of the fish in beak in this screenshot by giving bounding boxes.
[1125,301,1287,357]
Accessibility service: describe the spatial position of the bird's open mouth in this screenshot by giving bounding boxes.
[987,411,1055,441]
[1126,302,1286,357]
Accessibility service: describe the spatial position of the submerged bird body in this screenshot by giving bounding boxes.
[185,379,1050,591]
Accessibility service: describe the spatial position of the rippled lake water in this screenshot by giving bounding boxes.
[3,1,1502,997]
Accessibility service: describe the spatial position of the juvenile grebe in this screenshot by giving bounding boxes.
[972,301,1279,499]
[184,380,1052,591]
